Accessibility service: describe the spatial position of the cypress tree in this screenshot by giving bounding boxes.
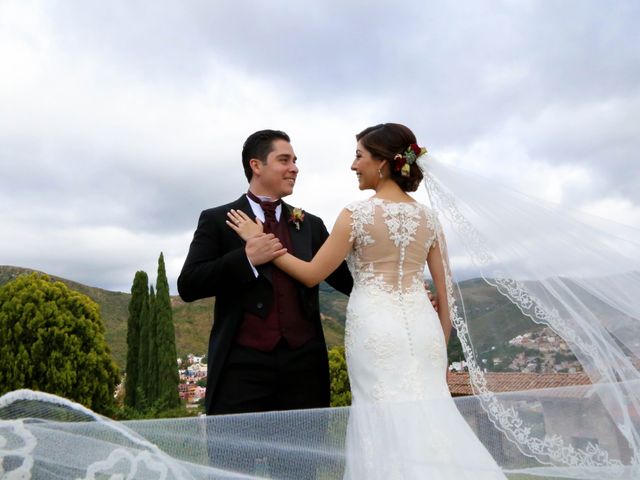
[125,271,148,408]
[147,285,159,402]
[135,280,151,410]
[155,252,180,408]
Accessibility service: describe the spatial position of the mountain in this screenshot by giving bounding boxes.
[453,278,545,354]
[0,266,540,369]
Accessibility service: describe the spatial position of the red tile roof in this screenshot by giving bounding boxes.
[447,371,591,396]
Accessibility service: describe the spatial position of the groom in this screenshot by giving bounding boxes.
[178,129,353,416]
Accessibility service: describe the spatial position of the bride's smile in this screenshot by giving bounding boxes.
[351,140,381,190]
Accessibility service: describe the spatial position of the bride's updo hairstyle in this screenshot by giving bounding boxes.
[356,123,424,192]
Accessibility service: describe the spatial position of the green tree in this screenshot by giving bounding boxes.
[196,378,207,388]
[0,273,120,414]
[447,333,464,366]
[155,252,180,408]
[125,271,148,408]
[147,285,159,402]
[328,346,351,407]
[135,283,151,410]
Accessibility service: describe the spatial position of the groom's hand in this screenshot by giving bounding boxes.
[245,233,287,266]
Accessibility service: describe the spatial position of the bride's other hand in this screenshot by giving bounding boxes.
[226,209,264,241]
[424,281,439,312]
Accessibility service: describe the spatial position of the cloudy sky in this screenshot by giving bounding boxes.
[1,0,638,293]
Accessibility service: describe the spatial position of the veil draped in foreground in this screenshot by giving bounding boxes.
[2,156,640,479]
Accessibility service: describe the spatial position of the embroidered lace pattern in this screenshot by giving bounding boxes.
[345,198,448,404]
[0,390,192,479]
[345,198,435,296]
[363,334,402,369]
[0,420,36,478]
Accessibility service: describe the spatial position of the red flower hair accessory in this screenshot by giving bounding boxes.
[393,143,428,177]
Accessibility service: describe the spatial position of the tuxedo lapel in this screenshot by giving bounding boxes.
[283,202,312,261]
[282,202,313,308]
[236,195,255,220]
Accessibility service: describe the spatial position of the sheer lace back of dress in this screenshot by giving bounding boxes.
[346,198,438,295]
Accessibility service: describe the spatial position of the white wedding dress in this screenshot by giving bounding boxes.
[342,198,506,479]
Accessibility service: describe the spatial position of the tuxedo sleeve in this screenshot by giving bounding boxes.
[312,216,353,296]
[178,209,256,302]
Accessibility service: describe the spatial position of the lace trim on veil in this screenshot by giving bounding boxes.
[421,157,637,470]
[0,390,194,479]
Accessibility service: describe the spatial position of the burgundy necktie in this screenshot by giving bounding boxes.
[246,191,281,233]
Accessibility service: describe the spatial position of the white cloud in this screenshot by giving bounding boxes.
[1,0,638,291]
[437,138,595,205]
[582,197,640,229]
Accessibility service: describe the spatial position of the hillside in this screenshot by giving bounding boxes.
[454,278,544,354]
[0,266,212,368]
[0,266,539,369]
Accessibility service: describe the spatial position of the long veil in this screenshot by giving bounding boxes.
[2,157,640,479]
[422,155,640,478]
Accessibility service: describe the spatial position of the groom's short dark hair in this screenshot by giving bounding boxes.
[242,129,291,181]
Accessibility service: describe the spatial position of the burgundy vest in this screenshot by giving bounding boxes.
[236,207,316,351]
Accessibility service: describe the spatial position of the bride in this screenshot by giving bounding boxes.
[227,123,507,479]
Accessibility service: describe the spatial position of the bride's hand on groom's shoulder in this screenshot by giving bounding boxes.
[226,209,264,240]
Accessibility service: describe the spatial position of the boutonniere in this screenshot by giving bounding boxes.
[288,207,305,230]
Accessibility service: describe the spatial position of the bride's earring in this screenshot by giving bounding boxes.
[378,160,387,179]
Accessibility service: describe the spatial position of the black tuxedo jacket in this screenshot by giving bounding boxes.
[178,195,353,413]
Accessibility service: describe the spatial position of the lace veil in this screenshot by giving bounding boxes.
[420,154,640,478]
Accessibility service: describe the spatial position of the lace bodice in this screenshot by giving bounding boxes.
[346,198,440,294]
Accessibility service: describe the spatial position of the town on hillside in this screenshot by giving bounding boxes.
[178,354,207,408]
[449,326,582,374]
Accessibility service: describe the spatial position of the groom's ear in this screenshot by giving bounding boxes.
[249,158,263,177]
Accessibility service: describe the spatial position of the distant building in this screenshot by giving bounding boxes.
[449,361,467,372]
[187,354,205,365]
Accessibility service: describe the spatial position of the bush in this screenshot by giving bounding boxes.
[328,346,351,407]
[0,273,120,415]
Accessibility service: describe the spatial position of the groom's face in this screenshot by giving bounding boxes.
[251,139,298,199]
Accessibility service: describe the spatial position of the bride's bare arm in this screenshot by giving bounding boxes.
[226,207,352,287]
[427,242,452,344]
[273,209,353,287]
